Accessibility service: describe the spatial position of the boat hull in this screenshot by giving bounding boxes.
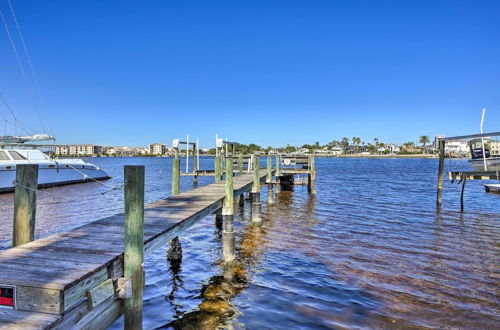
[0,165,110,192]
[469,157,500,171]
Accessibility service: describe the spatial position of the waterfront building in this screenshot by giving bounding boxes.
[444,139,468,156]
[149,143,167,155]
[55,144,102,156]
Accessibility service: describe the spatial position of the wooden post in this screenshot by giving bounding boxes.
[172,149,180,195]
[436,139,445,208]
[13,164,38,247]
[215,155,222,183]
[266,156,273,205]
[460,174,467,212]
[252,154,262,222]
[193,145,198,184]
[275,155,282,193]
[308,154,316,195]
[222,158,235,263]
[238,153,244,175]
[124,165,145,330]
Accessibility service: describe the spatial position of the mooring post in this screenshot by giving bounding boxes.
[275,155,282,193]
[266,156,274,205]
[13,164,38,247]
[169,151,183,262]
[172,148,180,195]
[252,154,262,222]
[124,165,145,330]
[215,155,222,183]
[308,154,317,195]
[460,173,467,212]
[436,139,445,208]
[193,145,198,185]
[222,158,235,263]
[238,153,244,175]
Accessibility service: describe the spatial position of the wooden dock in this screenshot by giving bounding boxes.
[0,151,317,329]
[0,171,270,329]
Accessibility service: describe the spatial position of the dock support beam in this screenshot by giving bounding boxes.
[275,155,282,194]
[266,156,273,205]
[460,174,467,212]
[13,164,38,247]
[124,165,145,330]
[252,154,262,222]
[308,154,316,195]
[215,155,222,183]
[222,158,235,263]
[436,139,445,208]
[172,149,180,195]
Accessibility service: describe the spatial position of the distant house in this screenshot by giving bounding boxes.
[386,144,400,154]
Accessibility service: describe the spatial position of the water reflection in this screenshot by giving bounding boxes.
[159,209,269,329]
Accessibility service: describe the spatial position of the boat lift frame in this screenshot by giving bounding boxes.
[436,130,500,211]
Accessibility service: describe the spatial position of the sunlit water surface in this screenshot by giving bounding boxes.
[0,157,498,329]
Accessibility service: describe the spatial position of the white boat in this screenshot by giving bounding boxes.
[0,140,110,192]
[469,156,500,171]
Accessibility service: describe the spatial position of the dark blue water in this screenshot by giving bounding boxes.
[0,157,498,328]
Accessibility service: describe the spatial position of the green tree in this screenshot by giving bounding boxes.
[419,135,430,153]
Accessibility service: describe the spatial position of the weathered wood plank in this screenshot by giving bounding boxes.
[86,279,114,309]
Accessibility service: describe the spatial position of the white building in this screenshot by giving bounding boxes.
[55,144,102,156]
[445,139,468,155]
[149,143,167,155]
[386,144,400,154]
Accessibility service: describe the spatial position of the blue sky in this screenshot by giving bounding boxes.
[0,0,499,148]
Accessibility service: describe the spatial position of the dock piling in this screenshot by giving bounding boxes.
[460,173,467,212]
[251,154,262,222]
[215,155,222,183]
[124,165,145,330]
[275,155,282,194]
[436,139,445,208]
[172,149,180,195]
[238,153,244,175]
[308,154,316,195]
[222,158,235,263]
[13,164,39,247]
[266,156,274,205]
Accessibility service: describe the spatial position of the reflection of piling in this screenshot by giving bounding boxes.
[172,148,180,195]
[436,139,445,208]
[13,164,38,247]
[222,159,235,263]
[251,154,262,222]
[124,165,145,329]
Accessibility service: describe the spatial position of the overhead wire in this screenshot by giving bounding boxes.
[0,3,46,133]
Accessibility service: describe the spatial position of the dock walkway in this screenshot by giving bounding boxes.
[0,171,267,329]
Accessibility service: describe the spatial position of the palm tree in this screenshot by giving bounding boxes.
[340,137,350,153]
[419,135,430,153]
[352,137,361,153]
